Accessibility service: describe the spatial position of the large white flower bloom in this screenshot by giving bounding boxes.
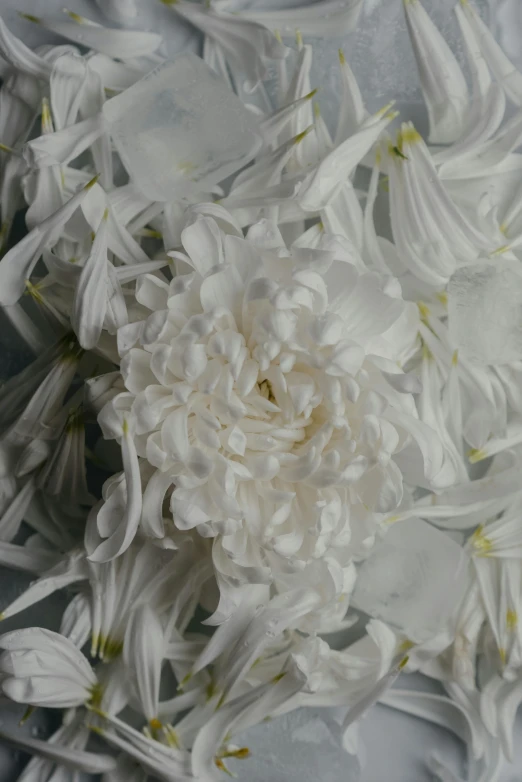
[89,205,452,626]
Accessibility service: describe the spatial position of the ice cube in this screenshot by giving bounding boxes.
[227,708,360,782]
[103,55,262,201]
[351,518,469,641]
[448,261,522,366]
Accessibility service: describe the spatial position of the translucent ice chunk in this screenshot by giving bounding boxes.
[448,261,522,366]
[351,518,469,641]
[228,708,360,782]
[103,56,263,201]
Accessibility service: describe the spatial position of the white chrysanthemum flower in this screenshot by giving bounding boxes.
[88,205,453,623]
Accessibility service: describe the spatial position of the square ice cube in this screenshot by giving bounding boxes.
[448,261,522,365]
[351,518,469,641]
[103,55,262,201]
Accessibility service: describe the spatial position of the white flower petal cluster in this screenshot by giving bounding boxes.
[1,2,522,781]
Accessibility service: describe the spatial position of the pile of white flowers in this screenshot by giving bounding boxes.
[0,0,521,779]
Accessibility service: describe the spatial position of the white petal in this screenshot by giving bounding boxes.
[299,108,397,211]
[88,419,143,562]
[24,115,105,167]
[71,210,109,349]
[0,175,99,305]
[0,16,51,79]
[26,12,162,59]
[220,0,363,38]
[0,729,115,774]
[404,0,469,143]
[124,604,165,722]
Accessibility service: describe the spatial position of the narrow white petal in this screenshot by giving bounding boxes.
[0,175,99,305]
[0,729,115,774]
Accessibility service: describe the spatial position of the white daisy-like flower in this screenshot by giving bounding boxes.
[88,204,453,629]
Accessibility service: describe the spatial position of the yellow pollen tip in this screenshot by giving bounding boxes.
[399,656,409,670]
[89,725,105,736]
[499,222,508,235]
[506,609,518,630]
[313,102,321,118]
[19,706,35,726]
[422,342,433,361]
[149,718,162,731]
[418,301,430,321]
[467,448,487,464]
[272,672,286,683]
[471,524,493,555]
[19,12,40,23]
[178,671,193,691]
[222,747,250,759]
[102,207,110,221]
[499,647,506,665]
[122,418,129,435]
[64,9,85,22]
[214,758,234,776]
[85,174,100,190]
[0,143,15,154]
[338,49,346,65]
[377,101,395,118]
[436,291,448,306]
[295,29,303,46]
[452,350,459,367]
[399,640,414,652]
[491,244,511,256]
[293,125,313,145]
[274,29,282,43]
[401,126,422,145]
[305,88,318,100]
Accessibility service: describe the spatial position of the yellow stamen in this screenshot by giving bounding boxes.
[506,609,518,631]
[436,291,448,307]
[64,9,87,22]
[399,656,409,670]
[470,524,493,556]
[418,301,430,321]
[338,49,346,65]
[19,706,36,726]
[452,350,459,367]
[293,126,313,145]
[85,174,100,190]
[178,671,193,691]
[491,244,511,256]
[19,12,41,23]
[222,747,250,759]
[467,448,487,464]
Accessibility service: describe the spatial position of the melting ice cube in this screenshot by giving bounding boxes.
[228,708,360,782]
[448,261,522,366]
[103,55,263,201]
[351,518,469,641]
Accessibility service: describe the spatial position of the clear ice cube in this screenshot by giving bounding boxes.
[227,707,360,782]
[103,55,263,201]
[448,261,522,366]
[351,518,469,641]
